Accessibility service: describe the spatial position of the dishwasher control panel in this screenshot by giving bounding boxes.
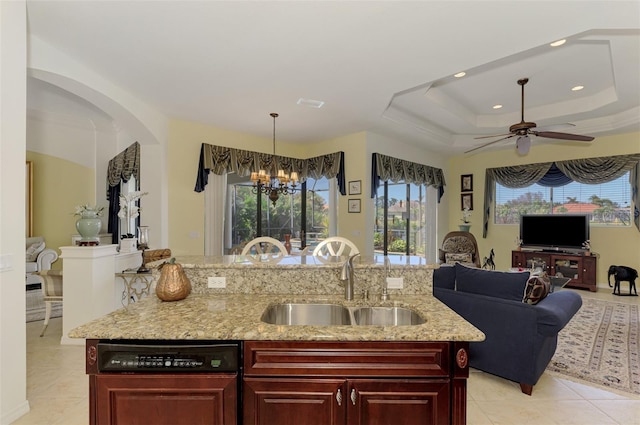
[97,341,239,373]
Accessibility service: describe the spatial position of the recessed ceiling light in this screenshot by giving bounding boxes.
[296,98,325,108]
[492,104,503,110]
[453,72,466,78]
[571,85,584,91]
[550,39,566,47]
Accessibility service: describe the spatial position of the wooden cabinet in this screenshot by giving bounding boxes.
[243,340,469,425]
[512,250,597,292]
[90,374,238,425]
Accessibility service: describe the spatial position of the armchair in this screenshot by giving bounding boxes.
[26,236,59,286]
[438,231,480,268]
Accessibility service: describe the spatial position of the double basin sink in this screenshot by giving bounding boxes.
[261,303,425,327]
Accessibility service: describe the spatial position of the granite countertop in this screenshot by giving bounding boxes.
[69,293,485,342]
[162,254,435,269]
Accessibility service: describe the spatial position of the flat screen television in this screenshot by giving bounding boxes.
[519,214,590,252]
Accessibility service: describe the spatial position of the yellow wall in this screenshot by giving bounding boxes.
[166,119,372,255]
[448,132,640,284]
[26,151,95,265]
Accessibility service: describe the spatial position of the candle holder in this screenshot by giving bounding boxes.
[137,226,150,273]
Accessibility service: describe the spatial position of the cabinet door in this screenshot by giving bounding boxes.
[551,255,582,281]
[93,374,237,425]
[243,377,345,425]
[512,251,526,268]
[348,379,450,425]
[524,252,551,272]
[582,255,597,287]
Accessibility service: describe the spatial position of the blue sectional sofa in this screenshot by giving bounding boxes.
[433,263,582,395]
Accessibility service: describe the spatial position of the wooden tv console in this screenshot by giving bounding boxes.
[512,250,597,292]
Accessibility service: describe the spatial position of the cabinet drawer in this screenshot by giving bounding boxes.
[244,341,450,377]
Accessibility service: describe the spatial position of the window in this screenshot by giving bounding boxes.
[227,176,334,253]
[495,171,631,226]
[374,181,427,255]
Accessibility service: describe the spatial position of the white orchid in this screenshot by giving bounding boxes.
[461,207,471,224]
[118,191,148,236]
[74,204,104,217]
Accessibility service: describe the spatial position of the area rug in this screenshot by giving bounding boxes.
[547,297,639,396]
[26,287,62,323]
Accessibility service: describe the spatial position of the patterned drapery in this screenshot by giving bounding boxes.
[194,143,346,195]
[371,153,446,200]
[106,142,141,243]
[106,142,140,193]
[483,153,640,237]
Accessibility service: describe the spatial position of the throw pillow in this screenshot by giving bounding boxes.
[445,252,472,265]
[523,273,551,305]
[455,263,530,301]
[26,241,45,262]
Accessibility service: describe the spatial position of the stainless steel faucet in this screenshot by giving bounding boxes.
[381,255,391,301]
[340,253,360,300]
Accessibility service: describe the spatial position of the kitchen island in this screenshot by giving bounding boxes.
[71,255,484,425]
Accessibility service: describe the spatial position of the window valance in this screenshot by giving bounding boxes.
[371,153,446,200]
[106,141,140,195]
[194,143,346,195]
[482,153,640,237]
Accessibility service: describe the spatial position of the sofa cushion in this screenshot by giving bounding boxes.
[445,252,472,265]
[25,262,38,273]
[26,241,45,262]
[455,263,530,302]
[433,265,456,290]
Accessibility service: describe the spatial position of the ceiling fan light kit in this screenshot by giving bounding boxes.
[516,135,531,155]
[465,77,595,155]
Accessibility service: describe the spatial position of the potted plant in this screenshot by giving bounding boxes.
[459,207,471,232]
[118,191,148,251]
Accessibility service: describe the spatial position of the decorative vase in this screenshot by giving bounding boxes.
[284,234,292,254]
[156,258,191,301]
[120,237,138,253]
[76,211,102,244]
[459,224,471,232]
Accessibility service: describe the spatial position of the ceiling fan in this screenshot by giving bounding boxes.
[465,78,595,154]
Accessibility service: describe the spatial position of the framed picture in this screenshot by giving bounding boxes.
[461,174,473,192]
[461,193,473,211]
[348,180,362,195]
[348,198,361,213]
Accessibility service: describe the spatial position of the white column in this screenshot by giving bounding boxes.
[60,245,118,345]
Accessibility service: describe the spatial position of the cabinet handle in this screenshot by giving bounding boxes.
[336,389,342,406]
[350,388,357,405]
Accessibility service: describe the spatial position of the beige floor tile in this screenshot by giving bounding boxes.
[541,400,620,424]
[556,376,638,400]
[467,369,533,401]
[477,399,619,425]
[467,400,493,425]
[473,399,556,424]
[589,399,640,425]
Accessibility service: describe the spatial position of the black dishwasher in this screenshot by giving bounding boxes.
[87,339,242,425]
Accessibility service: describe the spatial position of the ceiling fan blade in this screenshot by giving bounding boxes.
[533,131,595,142]
[474,133,512,140]
[465,134,515,154]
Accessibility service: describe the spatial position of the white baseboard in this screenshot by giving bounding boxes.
[1,400,30,425]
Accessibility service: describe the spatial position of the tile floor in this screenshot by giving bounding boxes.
[13,288,640,425]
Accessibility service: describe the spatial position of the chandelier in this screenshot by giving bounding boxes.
[250,113,299,206]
